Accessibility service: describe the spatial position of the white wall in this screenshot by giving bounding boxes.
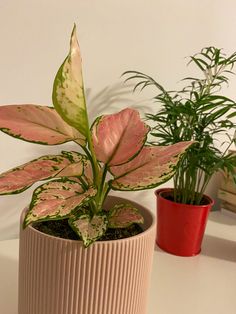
[0,0,236,239]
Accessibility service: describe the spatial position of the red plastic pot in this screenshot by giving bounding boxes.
[155,188,214,257]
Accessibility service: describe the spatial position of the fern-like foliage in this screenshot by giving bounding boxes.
[124,47,236,204]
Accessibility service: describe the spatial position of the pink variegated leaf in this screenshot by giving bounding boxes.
[55,151,84,177]
[58,152,93,186]
[60,152,93,185]
[83,158,93,184]
[110,141,194,190]
[0,152,84,195]
[24,179,97,226]
[108,203,144,228]
[0,105,86,146]
[92,108,150,166]
[55,163,83,177]
[69,213,108,247]
[52,25,89,137]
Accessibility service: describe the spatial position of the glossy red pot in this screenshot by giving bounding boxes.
[155,188,214,257]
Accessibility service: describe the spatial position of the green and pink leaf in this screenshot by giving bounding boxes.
[52,25,89,138]
[110,141,194,190]
[24,179,97,226]
[0,104,85,146]
[0,151,84,195]
[69,213,108,247]
[82,158,94,184]
[92,108,150,166]
[56,152,84,177]
[108,203,144,228]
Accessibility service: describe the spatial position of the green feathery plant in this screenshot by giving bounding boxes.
[124,47,236,205]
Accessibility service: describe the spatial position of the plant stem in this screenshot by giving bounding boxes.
[81,87,101,191]
[100,183,111,206]
[95,164,108,211]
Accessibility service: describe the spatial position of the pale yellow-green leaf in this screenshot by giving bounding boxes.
[52,25,89,141]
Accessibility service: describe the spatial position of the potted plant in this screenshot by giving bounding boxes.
[124,46,236,257]
[0,26,192,314]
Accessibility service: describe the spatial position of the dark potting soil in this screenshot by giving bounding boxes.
[163,191,210,205]
[33,219,143,241]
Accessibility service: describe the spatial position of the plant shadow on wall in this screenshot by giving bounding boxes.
[86,81,152,121]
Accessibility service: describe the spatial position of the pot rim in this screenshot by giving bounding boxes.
[155,187,214,208]
[22,195,156,246]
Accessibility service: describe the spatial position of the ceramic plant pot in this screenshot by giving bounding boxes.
[155,188,214,257]
[18,196,156,314]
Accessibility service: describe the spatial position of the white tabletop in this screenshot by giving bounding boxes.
[0,211,236,314]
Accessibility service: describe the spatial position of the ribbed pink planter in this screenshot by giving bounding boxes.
[18,196,156,314]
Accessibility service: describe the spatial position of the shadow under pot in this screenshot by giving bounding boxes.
[155,188,214,257]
